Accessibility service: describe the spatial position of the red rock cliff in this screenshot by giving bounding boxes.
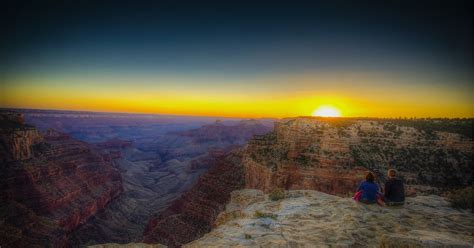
[243,117,473,195]
[141,117,473,247]
[243,118,369,195]
[0,112,123,248]
[0,112,42,161]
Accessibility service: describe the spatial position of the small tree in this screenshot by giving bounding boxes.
[269,188,285,201]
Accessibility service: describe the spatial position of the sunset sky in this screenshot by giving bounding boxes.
[1,1,473,118]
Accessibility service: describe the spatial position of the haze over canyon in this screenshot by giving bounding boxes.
[1,1,473,247]
[0,109,472,247]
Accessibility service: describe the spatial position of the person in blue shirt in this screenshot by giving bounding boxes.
[355,172,382,204]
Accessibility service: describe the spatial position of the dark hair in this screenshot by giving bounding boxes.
[388,169,396,178]
[365,172,375,183]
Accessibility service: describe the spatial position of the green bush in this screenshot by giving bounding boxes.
[268,188,285,201]
[254,210,278,220]
[244,233,252,239]
[445,185,473,210]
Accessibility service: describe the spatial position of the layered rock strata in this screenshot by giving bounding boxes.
[243,117,473,195]
[0,112,123,247]
[69,120,271,246]
[142,117,473,246]
[142,150,245,247]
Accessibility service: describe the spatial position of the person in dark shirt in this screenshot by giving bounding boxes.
[384,169,405,206]
[355,172,382,204]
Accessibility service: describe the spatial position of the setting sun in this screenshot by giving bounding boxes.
[312,106,342,117]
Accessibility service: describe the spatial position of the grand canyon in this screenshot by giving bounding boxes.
[2,1,473,247]
[1,109,472,247]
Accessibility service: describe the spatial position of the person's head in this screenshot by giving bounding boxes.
[365,172,375,183]
[387,169,397,178]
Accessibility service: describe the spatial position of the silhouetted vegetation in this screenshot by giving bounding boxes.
[295,154,312,167]
[337,128,351,138]
[255,210,278,219]
[268,188,286,201]
[382,118,473,139]
[302,117,474,139]
[444,186,473,210]
[0,111,34,130]
[315,117,356,128]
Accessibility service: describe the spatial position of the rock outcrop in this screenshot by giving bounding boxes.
[141,117,473,246]
[0,111,42,161]
[0,111,123,247]
[243,117,473,195]
[89,243,166,248]
[142,150,245,247]
[185,189,474,247]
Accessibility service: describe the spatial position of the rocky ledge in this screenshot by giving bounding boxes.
[89,243,166,248]
[185,189,474,247]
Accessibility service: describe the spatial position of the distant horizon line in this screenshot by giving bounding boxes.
[2,107,473,120]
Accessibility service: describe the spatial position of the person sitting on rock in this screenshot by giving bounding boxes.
[354,172,383,204]
[383,169,405,206]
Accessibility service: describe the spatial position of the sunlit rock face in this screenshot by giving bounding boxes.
[185,189,474,247]
[0,111,123,247]
[140,117,473,247]
[243,117,473,195]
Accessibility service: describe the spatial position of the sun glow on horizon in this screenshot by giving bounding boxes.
[312,106,342,117]
[2,72,474,118]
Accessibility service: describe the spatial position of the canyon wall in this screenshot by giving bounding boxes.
[142,150,245,247]
[0,112,123,247]
[243,117,473,195]
[68,119,271,246]
[0,111,42,161]
[142,117,473,246]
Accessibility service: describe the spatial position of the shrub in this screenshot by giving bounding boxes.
[254,210,277,220]
[244,233,252,239]
[444,185,473,210]
[268,188,285,201]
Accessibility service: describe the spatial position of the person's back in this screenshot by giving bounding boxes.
[384,169,405,205]
[358,181,379,203]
